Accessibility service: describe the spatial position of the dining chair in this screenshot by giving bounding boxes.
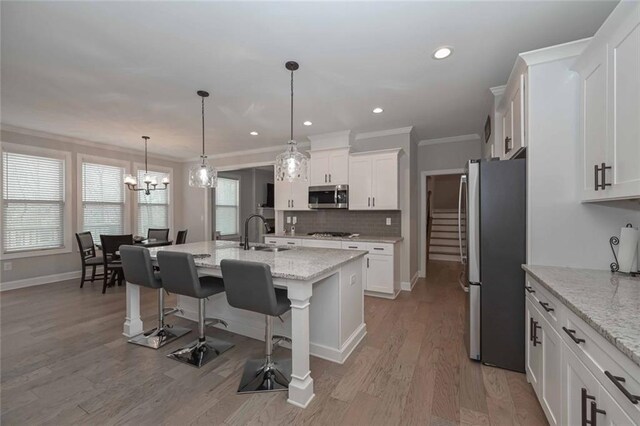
[175,229,188,245]
[148,228,170,241]
[75,232,104,288]
[100,234,133,294]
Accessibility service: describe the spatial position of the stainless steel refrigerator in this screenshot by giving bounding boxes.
[459,158,526,372]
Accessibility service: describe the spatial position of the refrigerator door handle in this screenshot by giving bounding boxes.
[458,174,467,263]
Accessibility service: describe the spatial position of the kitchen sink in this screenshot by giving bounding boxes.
[249,246,291,252]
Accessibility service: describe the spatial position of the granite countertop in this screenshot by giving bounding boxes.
[149,241,367,281]
[523,265,640,367]
[269,233,403,244]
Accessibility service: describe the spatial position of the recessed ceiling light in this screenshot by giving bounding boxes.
[432,46,453,60]
[250,131,259,136]
[372,107,383,114]
[303,121,312,126]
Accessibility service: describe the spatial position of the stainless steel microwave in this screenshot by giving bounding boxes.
[308,185,349,209]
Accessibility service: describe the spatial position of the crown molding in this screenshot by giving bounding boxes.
[490,85,506,97]
[418,133,481,147]
[0,123,183,163]
[519,37,592,67]
[355,126,414,140]
[185,141,311,163]
[307,130,352,142]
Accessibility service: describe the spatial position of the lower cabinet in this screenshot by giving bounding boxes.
[364,254,393,294]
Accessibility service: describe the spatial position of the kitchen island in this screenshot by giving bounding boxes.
[122,240,367,408]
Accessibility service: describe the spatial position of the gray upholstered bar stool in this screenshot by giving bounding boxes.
[120,246,190,349]
[220,259,292,393]
[157,251,234,368]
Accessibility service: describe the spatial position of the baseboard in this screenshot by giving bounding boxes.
[401,272,420,292]
[0,270,82,292]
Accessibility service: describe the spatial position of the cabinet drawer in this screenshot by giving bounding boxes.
[264,238,280,245]
[301,239,342,249]
[528,276,560,326]
[562,308,640,421]
[366,243,393,256]
[341,241,368,251]
[266,237,301,246]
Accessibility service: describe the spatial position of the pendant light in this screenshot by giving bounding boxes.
[189,90,217,188]
[124,136,169,195]
[275,61,309,182]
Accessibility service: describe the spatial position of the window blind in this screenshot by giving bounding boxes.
[137,169,170,237]
[2,151,65,253]
[82,162,125,240]
[216,177,239,236]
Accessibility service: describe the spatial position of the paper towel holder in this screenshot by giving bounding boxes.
[610,223,638,276]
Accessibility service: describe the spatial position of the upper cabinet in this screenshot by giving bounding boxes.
[274,173,309,211]
[348,149,400,210]
[498,67,527,159]
[573,1,640,201]
[309,147,349,186]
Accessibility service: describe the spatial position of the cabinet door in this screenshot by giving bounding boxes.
[597,385,636,426]
[371,155,398,210]
[526,299,543,394]
[328,150,349,185]
[309,151,330,186]
[581,46,609,200]
[563,345,601,426]
[510,75,524,156]
[365,254,394,294]
[348,157,372,210]
[607,9,640,199]
[540,317,562,426]
[275,180,291,210]
[290,178,309,211]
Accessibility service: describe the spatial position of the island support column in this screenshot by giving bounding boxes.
[123,282,144,337]
[286,280,315,408]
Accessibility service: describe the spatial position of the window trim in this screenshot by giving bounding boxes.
[76,154,131,243]
[215,176,241,237]
[132,162,173,238]
[0,142,73,260]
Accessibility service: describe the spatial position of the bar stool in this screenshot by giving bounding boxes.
[157,251,234,367]
[220,259,292,393]
[120,246,190,349]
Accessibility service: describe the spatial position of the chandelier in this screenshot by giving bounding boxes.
[189,90,217,188]
[124,136,169,195]
[275,61,309,182]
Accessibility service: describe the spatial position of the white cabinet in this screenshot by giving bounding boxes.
[342,241,400,298]
[498,69,527,159]
[309,148,349,186]
[348,149,400,210]
[300,239,341,249]
[526,298,543,394]
[540,315,563,426]
[573,1,640,201]
[365,255,393,294]
[274,177,309,211]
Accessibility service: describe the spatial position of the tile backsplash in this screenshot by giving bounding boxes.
[284,210,401,236]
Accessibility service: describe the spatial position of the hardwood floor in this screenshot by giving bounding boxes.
[0,261,547,425]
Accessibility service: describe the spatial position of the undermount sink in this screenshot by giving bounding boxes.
[249,246,291,252]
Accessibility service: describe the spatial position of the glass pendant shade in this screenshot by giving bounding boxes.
[189,159,218,188]
[276,140,308,182]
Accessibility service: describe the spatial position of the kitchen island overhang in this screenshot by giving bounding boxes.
[122,241,367,409]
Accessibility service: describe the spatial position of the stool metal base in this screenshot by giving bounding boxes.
[167,336,234,368]
[128,326,191,349]
[237,358,291,394]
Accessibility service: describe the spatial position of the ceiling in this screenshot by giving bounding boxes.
[1,1,617,160]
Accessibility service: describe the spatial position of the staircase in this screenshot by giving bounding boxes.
[428,209,465,262]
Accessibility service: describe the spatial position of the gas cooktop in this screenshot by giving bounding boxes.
[307,232,353,238]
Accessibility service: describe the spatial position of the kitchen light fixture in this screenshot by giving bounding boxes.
[275,61,308,182]
[189,90,217,188]
[250,131,259,136]
[303,121,312,126]
[373,107,384,114]
[433,46,453,60]
[124,136,169,195]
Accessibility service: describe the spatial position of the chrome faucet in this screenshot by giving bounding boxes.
[243,214,269,250]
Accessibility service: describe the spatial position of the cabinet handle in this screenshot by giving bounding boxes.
[291,199,294,208]
[600,163,611,190]
[562,327,585,345]
[604,371,640,404]
[288,200,290,208]
[367,257,370,268]
[372,197,375,207]
[532,320,541,346]
[328,174,331,183]
[348,246,358,249]
[524,285,535,294]
[529,317,534,342]
[373,247,384,251]
[505,136,512,152]
[594,164,600,191]
[368,197,370,207]
[287,242,295,245]
[590,401,606,426]
[539,301,554,313]
[581,388,596,426]
[325,174,327,183]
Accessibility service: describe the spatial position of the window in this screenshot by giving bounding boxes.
[137,168,170,237]
[81,161,125,240]
[216,177,239,236]
[2,150,67,254]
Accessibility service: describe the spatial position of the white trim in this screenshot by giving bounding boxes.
[354,126,413,140]
[0,142,74,260]
[76,154,132,237]
[490,85,506,97]
[0,270,81,292]
[349,148,402,157]
[418,134,481,147]
[186,142,311,163]
[132,162,174,237]
[519,37,591,67]
[0,124,181,163]
[401,271,420,291]
[419,168,465,277]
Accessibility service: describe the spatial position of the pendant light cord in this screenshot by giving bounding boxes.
[144,138,148,173]
[201,95,206,163]
[290,69,294,142]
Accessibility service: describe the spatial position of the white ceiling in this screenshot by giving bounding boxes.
[1,1,617,160]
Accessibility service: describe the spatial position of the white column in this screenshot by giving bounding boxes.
[123,282,143,337]
[286,280,315,408]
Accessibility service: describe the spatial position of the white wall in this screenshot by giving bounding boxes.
[527,57,640,269]
[417,138,482,172]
